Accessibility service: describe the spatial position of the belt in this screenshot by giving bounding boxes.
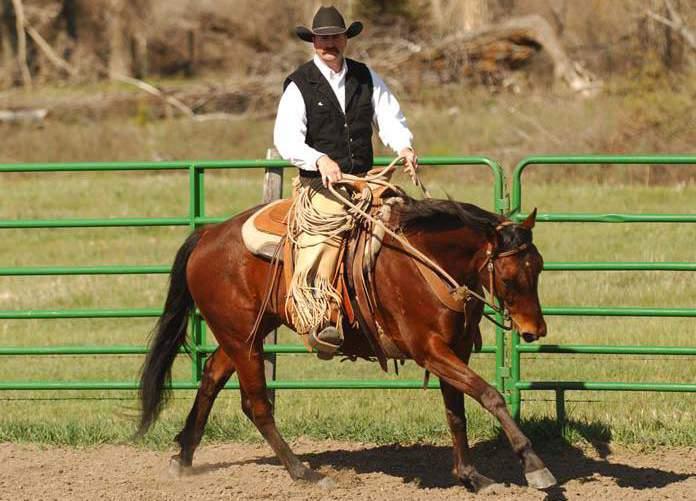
[299,166,370,179]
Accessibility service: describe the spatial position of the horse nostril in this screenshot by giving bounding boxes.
[522,333,537,343]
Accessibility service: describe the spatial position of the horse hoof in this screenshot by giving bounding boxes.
[294,467,327,485]
[317,476,337,490]
[479,482,505,495]
[463,472,498,493]
[168,457,192,477]
[525,467,557,489]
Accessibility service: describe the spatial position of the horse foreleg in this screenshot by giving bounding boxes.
[440,380,496,491]
[170,347,236,474]
[424,337,557,490]
[231,345,330,485]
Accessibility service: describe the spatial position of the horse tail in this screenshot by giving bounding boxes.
[136,230,201,437]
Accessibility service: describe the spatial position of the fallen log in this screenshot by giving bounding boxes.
[370,14,602,96]
[0,108,47,123]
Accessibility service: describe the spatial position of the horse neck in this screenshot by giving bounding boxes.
[407,223,491,285]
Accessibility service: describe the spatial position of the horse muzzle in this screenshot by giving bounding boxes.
[517,320,547,343]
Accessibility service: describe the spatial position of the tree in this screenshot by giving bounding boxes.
[645,0,695,68]
[106,0,128,77]
[1,0,16,85]
[461,0,489,31]
[10,0,31,87]
[431,0,491,34]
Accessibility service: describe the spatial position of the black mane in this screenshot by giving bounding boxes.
[397,197,501,232]
[396,196,533,249]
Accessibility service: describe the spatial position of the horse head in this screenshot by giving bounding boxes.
[480,209,546,342]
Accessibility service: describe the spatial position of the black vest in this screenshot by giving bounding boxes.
[284,58,374,176]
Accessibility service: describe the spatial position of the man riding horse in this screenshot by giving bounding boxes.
[273,5,419,356]
[137,4,557,492]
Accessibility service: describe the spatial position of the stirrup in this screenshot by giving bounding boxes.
[308,326,343,360]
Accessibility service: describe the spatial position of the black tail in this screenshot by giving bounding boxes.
[136,231,201,437]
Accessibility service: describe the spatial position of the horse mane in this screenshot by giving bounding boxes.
[395,196,533,248]
[396,197,501,234]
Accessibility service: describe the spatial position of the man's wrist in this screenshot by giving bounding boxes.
[315,154,328,169]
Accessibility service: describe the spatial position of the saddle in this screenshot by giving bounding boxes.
[241,188,407,370]
[241,198,291,260]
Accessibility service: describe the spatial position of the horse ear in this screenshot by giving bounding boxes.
[520,208,537,230]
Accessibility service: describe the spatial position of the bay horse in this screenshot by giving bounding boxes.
[136,191,557,492]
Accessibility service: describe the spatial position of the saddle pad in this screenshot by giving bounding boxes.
[255,198,293,236]
[241,199,292,260]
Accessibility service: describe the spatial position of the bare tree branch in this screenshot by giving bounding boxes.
[647,0,696,51]
[111,74,194,117]
[25,25,78,77]
[545,0,568,36]
[112,74,243,121]
[645,10,678,29]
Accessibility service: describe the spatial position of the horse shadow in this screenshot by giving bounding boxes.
[229,418,690,494]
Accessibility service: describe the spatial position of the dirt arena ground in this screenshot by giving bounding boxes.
[1,438,694,500]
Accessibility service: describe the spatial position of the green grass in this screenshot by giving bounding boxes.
[0,163,694,450]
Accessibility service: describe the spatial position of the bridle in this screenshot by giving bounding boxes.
[472,221,531,330]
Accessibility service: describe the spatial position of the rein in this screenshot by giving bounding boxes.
[327,159,524,328]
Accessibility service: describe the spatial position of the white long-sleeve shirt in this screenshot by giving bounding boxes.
[273,55,413,171]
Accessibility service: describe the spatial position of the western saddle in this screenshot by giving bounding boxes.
[241,184,408,370]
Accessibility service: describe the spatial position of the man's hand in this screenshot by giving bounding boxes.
[317,155,342,188]
[399,147,419,181]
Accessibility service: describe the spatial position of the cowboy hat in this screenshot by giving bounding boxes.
[295,5,363,42]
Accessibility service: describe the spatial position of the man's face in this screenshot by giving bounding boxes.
[313,34,347,67]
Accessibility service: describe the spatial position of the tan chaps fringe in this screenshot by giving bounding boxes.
[285,184,354,335]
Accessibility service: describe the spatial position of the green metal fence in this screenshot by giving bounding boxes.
[0,156,507,392]
[2,154,694,426]
[507,155,696,423]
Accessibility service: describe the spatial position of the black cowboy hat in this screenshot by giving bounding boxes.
[295,5,363,43]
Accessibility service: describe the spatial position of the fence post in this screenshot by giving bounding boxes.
[263,148,283,409]
[555,389,566,432]
[510,331,521,420]
[189,164,206,383]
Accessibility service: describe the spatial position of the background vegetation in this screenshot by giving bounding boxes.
[2,1,694,85]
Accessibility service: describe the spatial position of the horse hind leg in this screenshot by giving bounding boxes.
[230,343,333,486]
[170,347,236,475]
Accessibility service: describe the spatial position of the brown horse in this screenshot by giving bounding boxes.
[137,195,556,491]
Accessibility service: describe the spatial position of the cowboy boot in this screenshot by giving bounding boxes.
[309,325,343,360]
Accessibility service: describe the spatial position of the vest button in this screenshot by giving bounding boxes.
[344,123,347,128]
